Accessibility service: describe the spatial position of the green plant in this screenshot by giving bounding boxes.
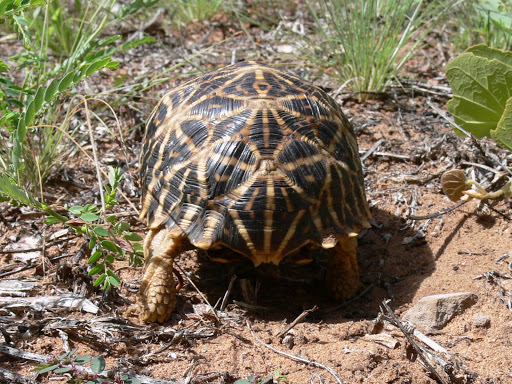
[441,169,511,201]
[62,167,144,289]
[442,44,512,204]
[0,166,144,289]
[446,44,512,150]
[453,0,512,50]
[0,0,157,192]
[170,0,224,26]
[235,370,288,384]
[37,349,140,384]
[300,0,460,101]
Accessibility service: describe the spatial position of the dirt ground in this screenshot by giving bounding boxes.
[1,5,512,384]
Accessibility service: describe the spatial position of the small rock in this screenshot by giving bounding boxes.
[364,333,399,349]
[276,45,294,54]
[403,292,478,333]
[282,334,295,349]
[472,313,491,328]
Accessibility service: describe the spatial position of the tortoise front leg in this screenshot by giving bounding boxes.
[326,234,360,301]
[138,228,187,322]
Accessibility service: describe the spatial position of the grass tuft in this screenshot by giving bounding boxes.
[299,0,461,100]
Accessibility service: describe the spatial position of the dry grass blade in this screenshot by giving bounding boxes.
[175,264,219,321]
[83,97,107,218]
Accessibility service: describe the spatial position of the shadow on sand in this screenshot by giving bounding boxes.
[176,205,436,324]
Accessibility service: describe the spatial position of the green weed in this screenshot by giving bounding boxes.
[37,348,140,384]
[61,167,144,290]
[0,165,144,290]
[451,0,512,50]
[170,0,224,27]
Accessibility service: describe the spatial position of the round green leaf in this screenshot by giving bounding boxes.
[45,79,59,102]
[45,216,61,225]
[93,226,110,237]
[69,205,85,215]
[38,364,59,374]
[124,232,142,241]
[34,86,45,112]
[116,222,130,232]
[74,355,93,364]
[106,215,118,224]
[93,273,106,287]
[108,274,120,287]
[105,253,115,264]
[90,356,106,374]
[16,117,27,142]
[24,100,35,126]
[54,367,73,373]
[81,212,99,222]
[85,57,111,77]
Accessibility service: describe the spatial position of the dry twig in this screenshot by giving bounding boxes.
[276,305,318,339]
[380,300,451,384]
[175,264,219,322]
[407,200,467,220]
[0,366,39,384]
[220,274,237,311]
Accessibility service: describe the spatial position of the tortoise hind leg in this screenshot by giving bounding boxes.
[138,228,188,322]
[326,234,360,301]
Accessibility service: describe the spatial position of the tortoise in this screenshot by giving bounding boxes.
[137,61,371,322]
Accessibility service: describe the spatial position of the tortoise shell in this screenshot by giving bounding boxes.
[139,61,371,266]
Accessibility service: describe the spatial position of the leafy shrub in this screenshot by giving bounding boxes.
[0,0,152,292]
[0,0,156,191]
[446,44,512,150]
[0,166,144,289]
[442,44,512,203]
[62,167,144,289]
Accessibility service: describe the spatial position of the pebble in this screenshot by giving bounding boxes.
[472,313,491,328]
[403,292,478,333]
[282,334,294,349]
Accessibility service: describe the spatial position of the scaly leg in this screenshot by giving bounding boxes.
[326,235,360,301]
[138,228,188,322]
